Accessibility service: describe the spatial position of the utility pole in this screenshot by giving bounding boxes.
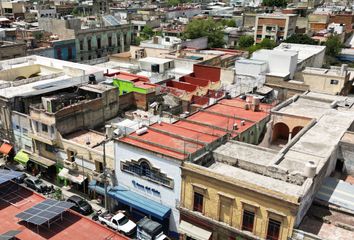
[103,133,108,210]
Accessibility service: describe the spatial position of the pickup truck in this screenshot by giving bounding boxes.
[98,211,136,236]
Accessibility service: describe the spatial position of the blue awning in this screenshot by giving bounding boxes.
[88,180,111,196]
[108,186,171,221]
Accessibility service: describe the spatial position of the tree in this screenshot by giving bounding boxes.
[238,35,254,49]
[325,35,342,57]
[246,38,276,54]
[221,19,236,28]
[167,0,180,6]
[284,34,318,45]
[262,0,287,8]
[141,26,154,39]
[71,7,79,16]
[183,18,225,48]
[259,38,277,49]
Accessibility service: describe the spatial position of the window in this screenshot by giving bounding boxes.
[108,36,112,47]
[45,144,55,153]
[35,121,39,132]
[51,126,55,134]
[165,37,170,42]
[56,48,62,60]
[242,210,255,232]
[256,35,262,39]
[97,37,101,49]
[151,64,160,73]
[95,161,103,173]
[80,40,83,50]
[23,128,28,136]
[87,39,92,51]
[16,125,20,130]
[42,124,48,132]
[68,47,73,60]
[193,192,204,213]
[330,79,339,85]
[121,159,174,188]
[266,219,281,240]
[68,150,75,162]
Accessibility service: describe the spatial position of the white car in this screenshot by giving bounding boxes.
[98,211,136,236]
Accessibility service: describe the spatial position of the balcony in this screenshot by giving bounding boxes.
[29,132,57,146]
[63,159,79,171]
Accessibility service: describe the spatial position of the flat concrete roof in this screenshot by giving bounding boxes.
[214,141,278,166]
[275,43,326,62]
[138,57,172,64]
[209,162,303,197]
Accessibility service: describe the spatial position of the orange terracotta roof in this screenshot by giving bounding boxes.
[0,143,13,155]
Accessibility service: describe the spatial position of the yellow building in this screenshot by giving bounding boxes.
[180,164,299,240]
[179,141,302,240]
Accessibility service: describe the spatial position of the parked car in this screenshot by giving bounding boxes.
[23,176,50,193]
[66,195,93,216]
[98,211,136,236]
[137,217,168,240]
[0,164,27,183]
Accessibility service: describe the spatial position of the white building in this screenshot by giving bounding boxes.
[252,49,298,79]
[111,121,222,238]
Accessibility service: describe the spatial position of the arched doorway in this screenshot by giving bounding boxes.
[292,126,303,139]
[272,122,290,143]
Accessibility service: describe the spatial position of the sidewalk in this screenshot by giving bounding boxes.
[40,177,107,213]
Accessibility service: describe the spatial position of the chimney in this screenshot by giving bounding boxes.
[153,36,159,44]
[340,64,348,76]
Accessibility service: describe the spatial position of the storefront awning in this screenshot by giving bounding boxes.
[14,150,30,165]
[179,220,212,240]
[108,186,171,221]
[58,168,86,184]
[0,143,13,155]
[29,154,56,168]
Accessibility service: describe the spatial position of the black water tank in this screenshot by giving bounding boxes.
[88,74,97,84]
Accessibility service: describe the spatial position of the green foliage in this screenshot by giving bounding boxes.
[325,35,342,57]
[262,0,288,7]
[238,35,254,49]
[142,26,154,39]
[167,0,180,6]
[71,7,79,16]
[221,19,236,27]
[284,34,318,45]
[259,38,277,49]
[133,36,142,46]
[246,38,277,54]
[32,31,43,40]
[183,18,225,48]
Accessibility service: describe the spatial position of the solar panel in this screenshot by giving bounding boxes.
[0,230,22,240]
[16,199,74,226]
[0,169,23,185]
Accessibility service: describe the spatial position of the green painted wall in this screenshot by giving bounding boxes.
[113,78,149,95]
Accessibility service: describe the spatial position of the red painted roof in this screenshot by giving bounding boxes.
[107,71,150,82]
[181,76,210,87]
[187,111,253,137]
[0,183,128,240]
[208,101,269,122]
[119,122,219,160]
[166,81,198,92]
[118,98,271,160]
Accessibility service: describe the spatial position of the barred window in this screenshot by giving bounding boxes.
[121,159,174,189]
